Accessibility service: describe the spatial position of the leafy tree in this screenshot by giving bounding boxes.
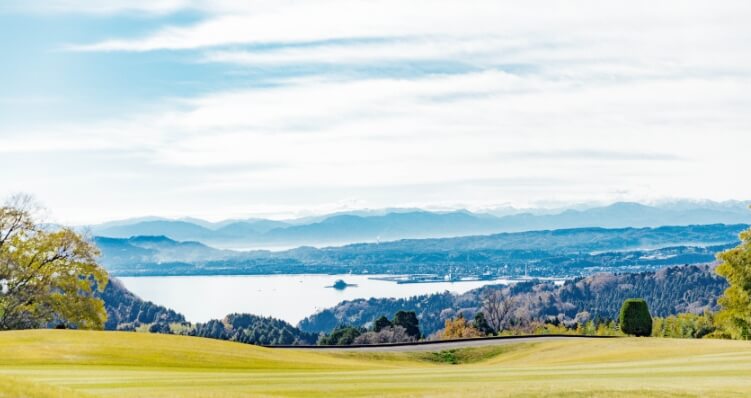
[0,196,108,330]
[715,226,751,339]
[473,312,494,335]
[373,315,393,332]
[619,298,652,337]
[393,310,421,339]
[652,311,716,339]
[439,316,484,340]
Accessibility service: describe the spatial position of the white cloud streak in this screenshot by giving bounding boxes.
[2,0,750,222]
[3,70,748,214]
[64,0,750,53]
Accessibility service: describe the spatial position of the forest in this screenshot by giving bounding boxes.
[298,264,727,336]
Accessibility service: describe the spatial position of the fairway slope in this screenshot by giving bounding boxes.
[0,330,368,371]
[1,330,750,397]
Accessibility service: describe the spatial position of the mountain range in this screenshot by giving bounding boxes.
[89,201,751,249]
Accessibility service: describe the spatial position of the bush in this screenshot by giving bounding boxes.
[317,326,363,345]
[619,298,653,337]
[353,326,415,344]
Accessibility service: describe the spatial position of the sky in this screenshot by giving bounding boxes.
[1,1,750,224]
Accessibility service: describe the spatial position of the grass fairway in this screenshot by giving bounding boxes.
[1,330,750,397]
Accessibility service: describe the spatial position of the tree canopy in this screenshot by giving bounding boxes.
[373,315,393,332]
[716,226,751,339]
[393,310,421,339]
[317,326,363,345]
[439,316,483,340]
[0,196,108,330]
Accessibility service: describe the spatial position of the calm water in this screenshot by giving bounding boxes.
[119,274,508,324]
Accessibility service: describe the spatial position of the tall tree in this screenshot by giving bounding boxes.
[716,225,751,339]
[393,310,421,339]
[482,289,515,333]
[0,196,108,330]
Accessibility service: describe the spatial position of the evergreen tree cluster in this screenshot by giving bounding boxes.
[190,313,317,346]
[318,310,421,345]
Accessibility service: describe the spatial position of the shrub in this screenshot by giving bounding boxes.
[317,326,362,345]
[619,298,653,337]
[353,326,415,344]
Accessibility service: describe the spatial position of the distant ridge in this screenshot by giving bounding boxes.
[95,223,747,277]
[89,201,751,249]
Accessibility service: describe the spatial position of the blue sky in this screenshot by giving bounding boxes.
[1,1,750,224]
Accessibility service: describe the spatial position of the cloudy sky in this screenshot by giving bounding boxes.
[1,1,749,224]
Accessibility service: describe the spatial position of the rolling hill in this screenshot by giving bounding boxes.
[2,330,750,397]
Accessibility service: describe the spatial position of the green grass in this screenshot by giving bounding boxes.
[329,345,526,365]
[1,330,751,397]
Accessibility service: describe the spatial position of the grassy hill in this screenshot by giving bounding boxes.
[1,330,751,397]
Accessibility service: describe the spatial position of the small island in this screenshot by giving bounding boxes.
[327,279,358,290]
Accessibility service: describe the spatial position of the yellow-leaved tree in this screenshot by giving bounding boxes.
[439,316,484,340]
[0,196,108,330]
[715,225,751,340]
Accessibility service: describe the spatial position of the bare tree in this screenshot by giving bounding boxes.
[481,289,516,333]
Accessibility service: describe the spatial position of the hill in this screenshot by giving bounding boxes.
[2,330,751,397]
[98,278,314,345]
[299,264,727,335]
[98,278,186,331]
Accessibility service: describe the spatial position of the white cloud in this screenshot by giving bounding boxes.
[2,0,750,222]
[65,0,750,53]
[1,0,288,15]
[3,69,748,223]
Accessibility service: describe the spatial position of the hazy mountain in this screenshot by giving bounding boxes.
[494,202,751,232]
[94,235,235,268]
[89,201,751,249]
[94,220,217,242]
[90,216,169,230]
[215,220,290,235]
